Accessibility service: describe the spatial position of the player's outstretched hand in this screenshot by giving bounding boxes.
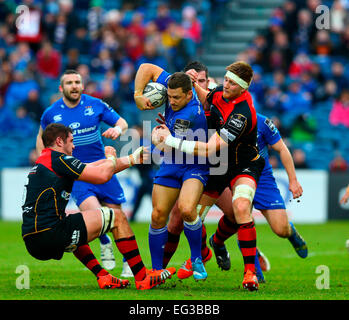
[185,68,198,84]
[130,146,149,165]
[340,185,349,204]
[289,179,303,199]
[105,146,117,158]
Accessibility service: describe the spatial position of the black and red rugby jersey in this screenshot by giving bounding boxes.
[206,85,260,166]
[22,148,86,238]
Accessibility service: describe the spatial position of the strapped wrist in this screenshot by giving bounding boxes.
[165,135,181,149]
[107,155,117,168]
[114,125,122,135]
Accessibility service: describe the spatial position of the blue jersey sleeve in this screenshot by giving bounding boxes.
[156,70,171,88]
[40,106,54,129]
[99,99,120,127]
[261,116,281,146]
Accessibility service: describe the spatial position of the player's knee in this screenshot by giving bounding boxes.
[178,203,196,222]
[151,207,168,227]
[113,209,128,227]
[232,198,251,217]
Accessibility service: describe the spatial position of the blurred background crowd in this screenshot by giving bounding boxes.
[0,0,349,173]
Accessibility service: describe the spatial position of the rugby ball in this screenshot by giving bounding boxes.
[143,82,167,108]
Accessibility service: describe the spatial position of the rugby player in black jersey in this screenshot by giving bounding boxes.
[22,123,175,290]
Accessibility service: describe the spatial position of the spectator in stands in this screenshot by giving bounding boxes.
[329,89,349,128]
[290,113,317,143]
[292,8,316,54]
[23,89,43,123]
[330,152,348,172]
[311,30,333,56]
[154,3,174,32]
[64,48,80,70]
[331,0,348,34]
[135,39,168,70]
[36,41,62,79]
[314,79,338,103]
[180,6,202,59]
[288,52,313,78]
[4,70,39,109]
[11,105,36,138]
[90,48,114,74]
[330,61,349,91]
[292,148,309,169]
[264,86,283,115]
[281,79,312,116]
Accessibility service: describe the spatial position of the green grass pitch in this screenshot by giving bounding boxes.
[1,220,348,300]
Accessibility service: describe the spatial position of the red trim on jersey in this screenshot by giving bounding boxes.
[36,148,55,173]
[230,174,257,189]
[212,91,257,132]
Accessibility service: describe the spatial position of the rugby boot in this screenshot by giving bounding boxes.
[135,268,175,290]
[257,248,271,272]
[209,235,231,271]
[288,222,308,258]
[100,235,116,270]
[242,269,259,291]
[177,248,212,280]
[97,274,130,289]
[120,260,134,278]
[192,258,208,281]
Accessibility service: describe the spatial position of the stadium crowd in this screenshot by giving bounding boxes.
[0,0,348,171]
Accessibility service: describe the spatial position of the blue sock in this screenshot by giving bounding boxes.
[183,217,202,262]
[99,234,111,245]
[148,225,168,270]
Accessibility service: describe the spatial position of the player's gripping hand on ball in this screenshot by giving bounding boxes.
[134,91,156,110]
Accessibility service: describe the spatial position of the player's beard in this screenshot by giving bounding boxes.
[63,88,83,104]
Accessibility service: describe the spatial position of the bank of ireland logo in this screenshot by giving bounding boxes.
[69,122,80,130]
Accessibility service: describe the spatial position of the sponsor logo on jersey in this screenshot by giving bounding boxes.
[264,118,277,133]
[84,106,94,116]
[174,119,190,136]
[61,190,71,201]
[53,114,62,122]
[69,122,80,129]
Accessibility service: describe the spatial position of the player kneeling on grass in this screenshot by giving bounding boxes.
[21,123,175,290]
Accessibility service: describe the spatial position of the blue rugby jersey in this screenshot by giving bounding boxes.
[156,70,208,165]
[41,94,120,163]
[257,113,281,176]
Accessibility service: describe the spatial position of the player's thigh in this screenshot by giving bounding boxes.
[78,196,101,211]
[79,209,103,242]
[177,178,204,220]
[216,187,234,216]
[261,209,291,238]
[152,183,180,225]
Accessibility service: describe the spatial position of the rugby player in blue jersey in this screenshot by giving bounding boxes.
[134,63,209,281]
[36,70,130,273]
